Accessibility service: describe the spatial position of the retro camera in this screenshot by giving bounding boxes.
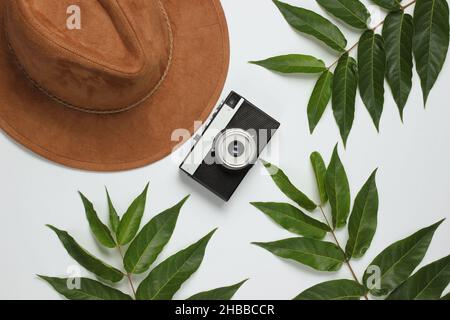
[180,91,280,201]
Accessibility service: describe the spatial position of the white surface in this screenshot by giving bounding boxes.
[1,0,449,300]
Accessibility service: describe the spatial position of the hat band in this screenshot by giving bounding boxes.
[6,0,174,115]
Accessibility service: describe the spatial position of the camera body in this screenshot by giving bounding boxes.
[180,91,280,201]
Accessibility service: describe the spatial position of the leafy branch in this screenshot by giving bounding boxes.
[252,147,450,300]
[251,0,449,144]
[317,205,369,300]
[327,0,417,70]
[39,185,247,300]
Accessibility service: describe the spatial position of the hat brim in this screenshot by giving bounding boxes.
[0,0,229,171]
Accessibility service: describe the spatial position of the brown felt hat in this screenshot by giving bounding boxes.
[0,0,229,171]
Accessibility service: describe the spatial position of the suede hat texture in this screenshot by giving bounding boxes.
[0,0,230,171]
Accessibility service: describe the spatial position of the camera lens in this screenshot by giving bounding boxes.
[214,129,257,170]
[228,140,245,158]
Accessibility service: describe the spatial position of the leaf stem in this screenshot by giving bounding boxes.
[327,42,359,70]
[401,0,417,10]
[318,205,369,300]
[117,245,137,299]
[326,0,417,70]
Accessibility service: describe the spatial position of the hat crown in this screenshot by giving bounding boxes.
[6,0,172,113]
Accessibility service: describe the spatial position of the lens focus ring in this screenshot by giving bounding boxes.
[214,129,257,170]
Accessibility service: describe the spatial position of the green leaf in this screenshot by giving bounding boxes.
[38,276,132,300]
[46,225,123,283]
[117,183,149,245]
[250,54,326,73]
[413,0,449,105]
[345,169,379,259]
[387,254,450,300]
[317,0,370,29]
[79,192,116,248]
[310,151,328,204]
[261,160,317,211]
[294,279,367,300]
[325,145,350,229]
[124,196,189,274]
[106,188,120,234]
[187,280,248,300]
[332,54,358,147]
[358,31,386,131]
[308,71,333,134]
[370,0,402,11]
[363,220,444,296]
[442,292,450,300]
[136,229,216,300]
[273,0,347,52]
[253,237,346,272]
[251,202,330,239]
[382,11,414,120]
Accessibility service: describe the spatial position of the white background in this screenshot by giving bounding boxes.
[1,0,449,300]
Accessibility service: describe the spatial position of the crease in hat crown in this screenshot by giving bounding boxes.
[5,0,173,114]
